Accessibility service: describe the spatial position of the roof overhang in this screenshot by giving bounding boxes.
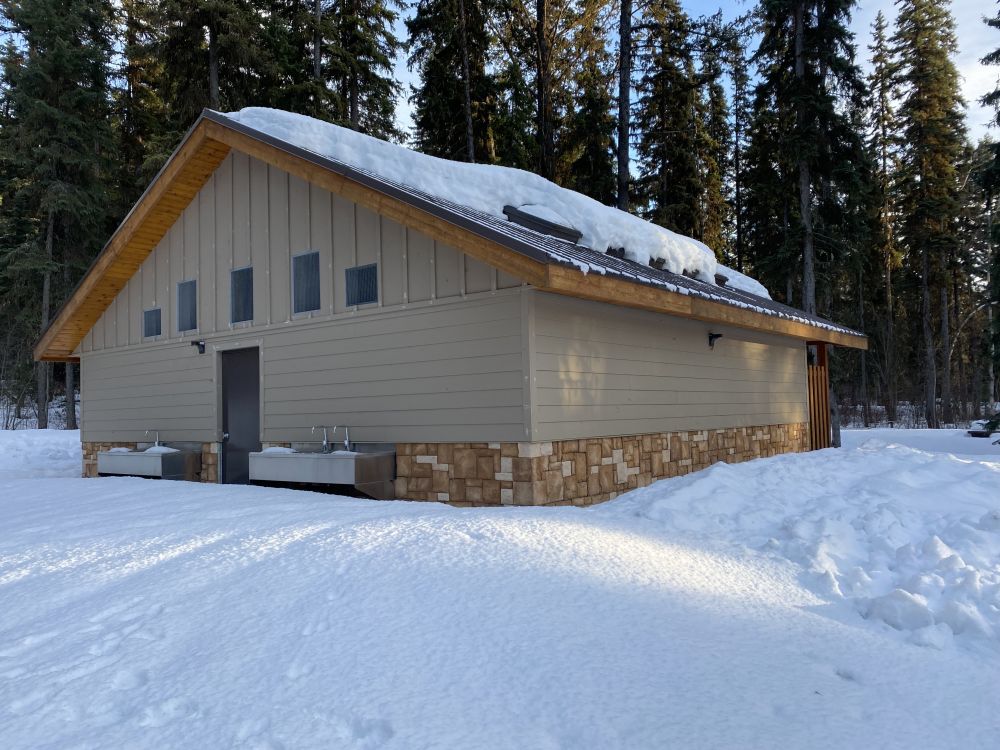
[35,111,867,362]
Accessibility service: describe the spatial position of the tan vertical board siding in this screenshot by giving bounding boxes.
[531,292,809,441]
[80,342,216,442]
[435,242,461,297]
[332,194,354,313]
[215,155,235,327]
[198,176,217,333]
[498,270,522,289]
[231,152,251,267]
[268,165,291,321]
[465,256,493,294]
[261,293,526,443]
[355,204,379,269]
[115,273,130,347]
[310,183,334,314]
[406,231,433,302]
[380,216,406,306]
[248,156,268,325]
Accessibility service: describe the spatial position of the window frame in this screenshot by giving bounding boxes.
[291,250,322,316]
[176,279,198,333]
[230,265,254,326]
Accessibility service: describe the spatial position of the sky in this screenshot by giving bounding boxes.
[392,0,998,143]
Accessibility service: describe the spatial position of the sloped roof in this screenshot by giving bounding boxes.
[35,111,866,362]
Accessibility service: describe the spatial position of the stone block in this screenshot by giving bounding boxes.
[598,465,615,493]
[512,457,542,482]
[544,470,564,501]
[477,456,496,479]
[513,480,546,504]
[432,471,449,493]
[453,448,478,478]
[482,480,501,503]
[586,442,603,466]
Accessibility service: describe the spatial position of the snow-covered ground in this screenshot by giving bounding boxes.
[1,429,998,748]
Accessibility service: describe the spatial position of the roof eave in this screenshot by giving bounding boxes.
[35,110,867,361]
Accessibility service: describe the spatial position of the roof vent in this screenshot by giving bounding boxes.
[503,205,582,244]
[648,257,666,271]
[714,272,729,287]
[605,246,626,259]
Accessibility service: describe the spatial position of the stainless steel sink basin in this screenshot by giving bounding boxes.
[97,449,201,480]
[248,450,395,498]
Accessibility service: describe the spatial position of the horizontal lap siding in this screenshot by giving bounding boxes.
[261,295,525,443]
[531,292,807,441]
[80,342,216,442]
[81,293,526,444]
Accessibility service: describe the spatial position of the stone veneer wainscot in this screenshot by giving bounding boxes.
[395,423,808,506]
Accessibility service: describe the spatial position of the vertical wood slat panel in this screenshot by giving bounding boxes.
[807,355,831,450]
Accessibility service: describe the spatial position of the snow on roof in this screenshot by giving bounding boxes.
[222,108,769,299]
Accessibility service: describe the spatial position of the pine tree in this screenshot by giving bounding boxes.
[158,0,265,124]
[116,0,167,206]
[493,59,537,170]
[892,0,966,427]
[633,0,702,238]
[696,15,732,258]
[329,0,403,139]
[616,0,633,209]
[0,0,116,427]
[754,0,863,315]
[982,2,1000,404]
[407,0,497,161]
[726,16,753,271]
[257,0,342,122]
[866,10,902,422]
[559,15,616,204]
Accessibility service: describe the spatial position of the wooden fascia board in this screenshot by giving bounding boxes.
[200,120,551,288]
[33,121,231,361]
[542,266,868,349]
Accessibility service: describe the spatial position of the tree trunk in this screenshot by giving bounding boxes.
[65,364,77,430]
[208,23,220,109]
[36,210,54,430]
[940,286,952,424]
[313,0,322,80]
[535,0,553,180]
[922,246,938,428]
[457,0,475,162]
[62,256,77,430]
[858,270,870,427]
[616,0,631,210]
[884,235,896,424]
[793,1,815,315]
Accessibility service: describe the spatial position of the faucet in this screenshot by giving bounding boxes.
[145,430,160,447]
[311,425,332,453]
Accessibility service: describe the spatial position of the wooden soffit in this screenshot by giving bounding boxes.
[35,112,866,362]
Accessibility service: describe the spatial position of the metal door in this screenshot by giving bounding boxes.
[221,347,261,483]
